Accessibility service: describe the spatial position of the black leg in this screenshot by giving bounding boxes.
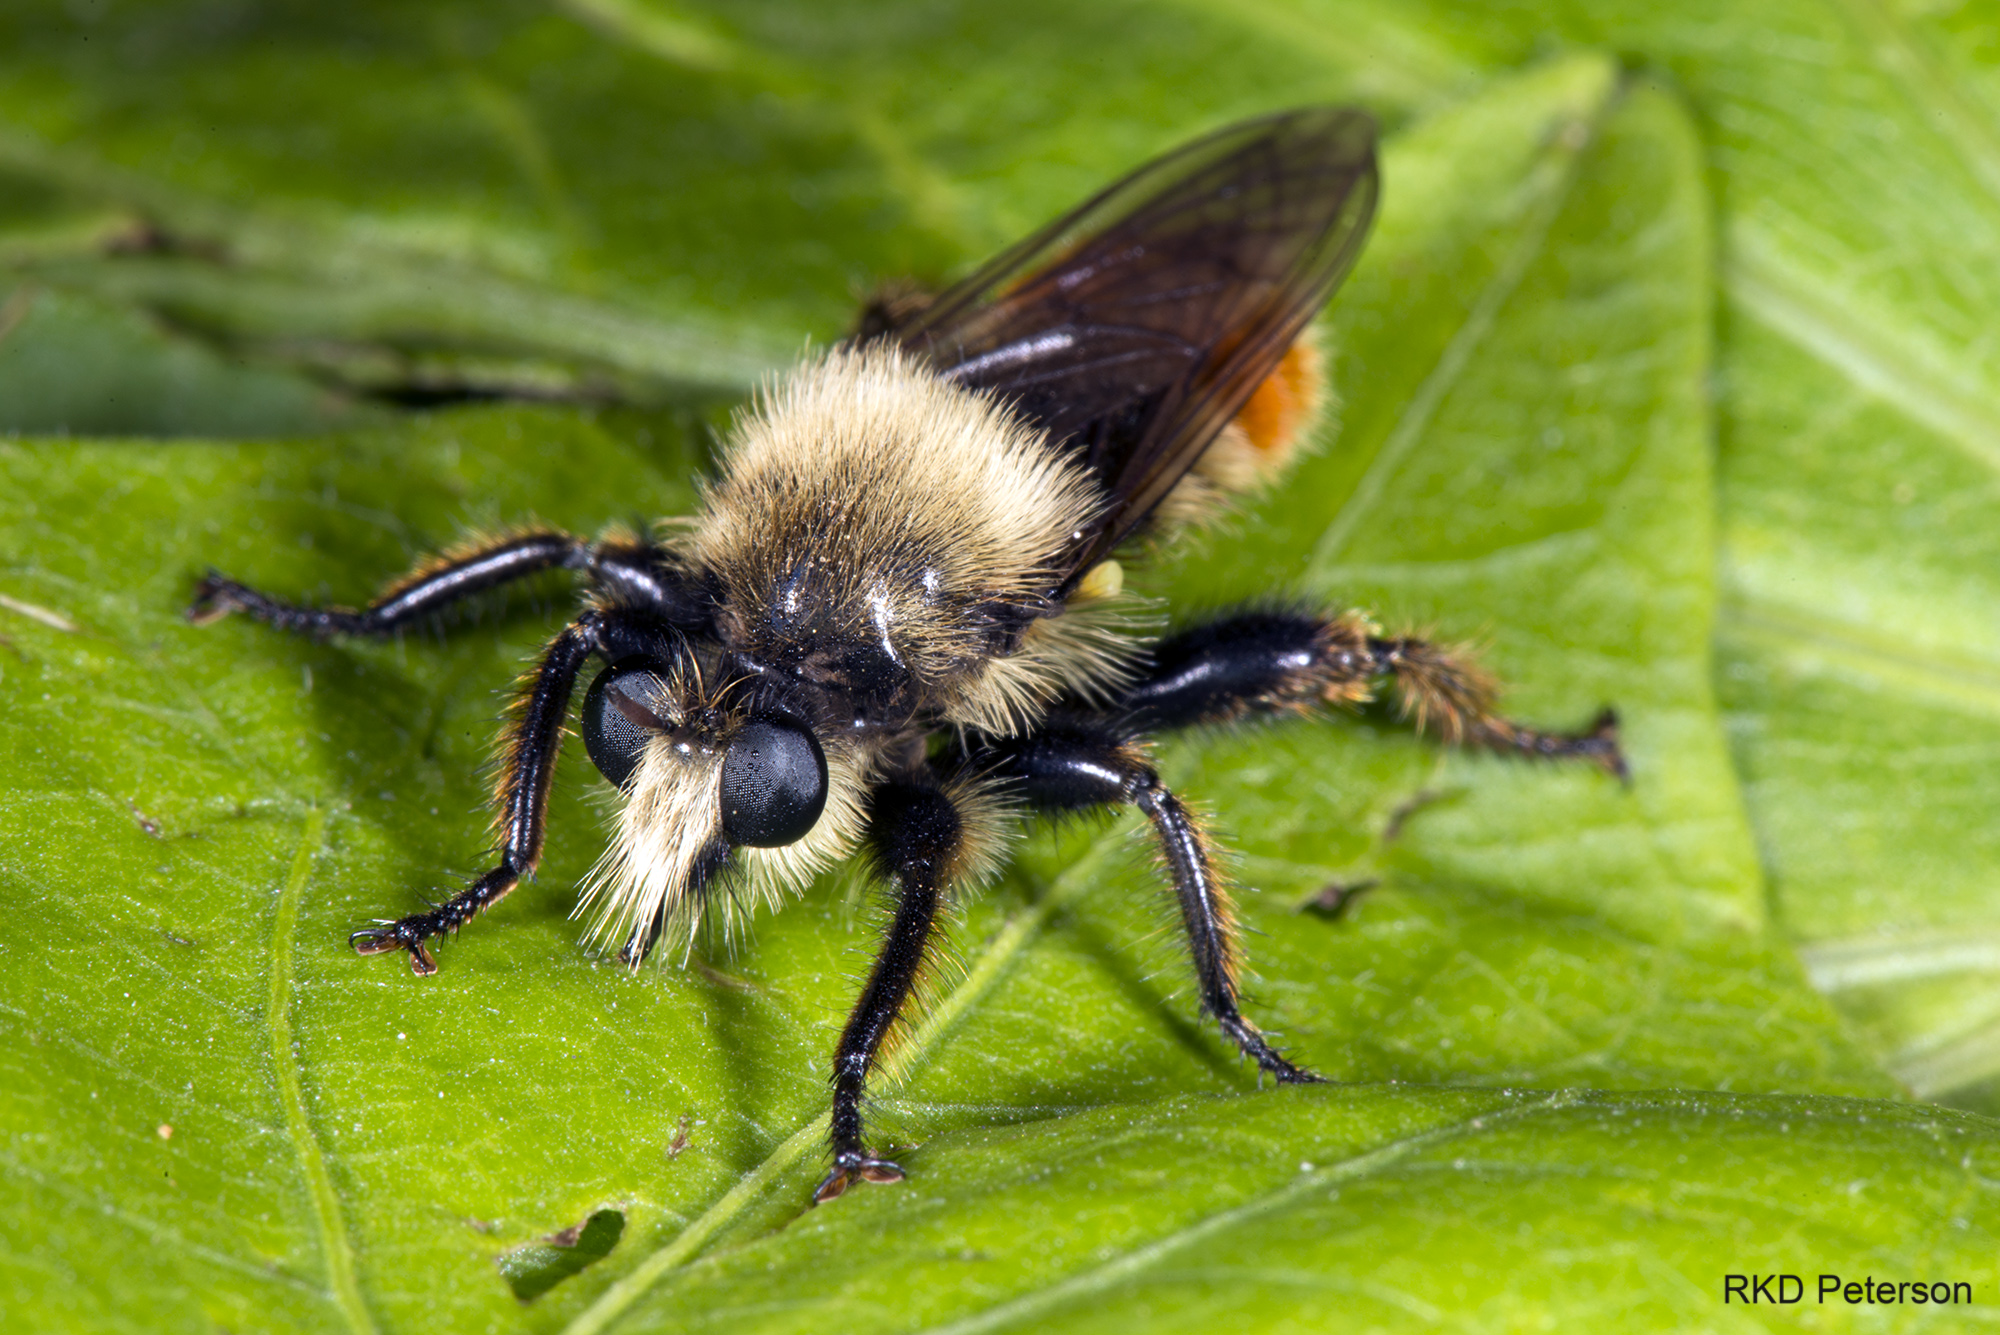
[1370,635,1622,775]
[346,606,673,973]
[189,529,591,637]
[1120,610,1624,777]
[815,780,961,1204]
[979,722,1317,1084]
[587,530,716,627]
[187,527,711,640]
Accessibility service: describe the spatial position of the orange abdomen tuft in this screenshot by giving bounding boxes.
[1233,335,1326,465]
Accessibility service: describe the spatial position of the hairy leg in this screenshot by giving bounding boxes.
[1119,609,1623,777]
[815,779,962,1204]
[977,722,1316,1084]
[348,606,680,973]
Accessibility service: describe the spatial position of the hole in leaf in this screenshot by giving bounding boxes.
[497,1208,625,1302]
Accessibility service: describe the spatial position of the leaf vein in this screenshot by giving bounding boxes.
[266,806,378,1335]
[907,1090,1580,1335]
[1726,237,2000,479]
[1835,0,2000,211]
[1717,595,2000,715]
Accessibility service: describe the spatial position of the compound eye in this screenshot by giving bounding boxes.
[582,659,675,790]
[719,719,828,847]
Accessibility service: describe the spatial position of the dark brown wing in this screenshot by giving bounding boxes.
[887,106,1378,591]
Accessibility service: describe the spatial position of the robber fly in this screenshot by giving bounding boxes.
[188,107,1622,1203]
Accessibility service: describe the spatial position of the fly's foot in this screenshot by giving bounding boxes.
[1470,706,1627,783]
[1223,1016,1323,1085]
[1581,707,1627,783]
[349,867,517,974]
[349,918,441,975]
[1515,706,1626,782]
[812,1152,906,1204]
[185,572,246,626]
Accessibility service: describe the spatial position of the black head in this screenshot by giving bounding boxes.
[582,657,829,848]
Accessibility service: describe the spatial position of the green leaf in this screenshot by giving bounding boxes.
[1416,0,2000,1114]
[1695,0,2000,1118]
[9,4,2000,1333]
[8,47,1962,1333]
[610,1088,2000,1334]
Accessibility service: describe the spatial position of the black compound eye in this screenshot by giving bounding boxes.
[582,659,674,790]
[719,719,828,847]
